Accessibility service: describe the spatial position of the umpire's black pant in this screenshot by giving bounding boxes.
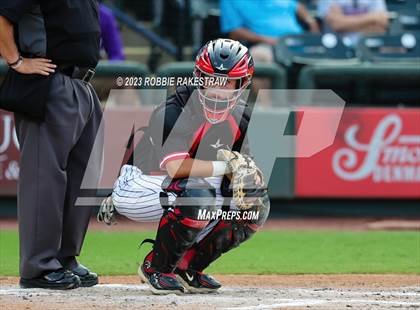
[15,72,103,279]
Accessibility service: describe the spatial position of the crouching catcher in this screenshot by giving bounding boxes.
[98,39,270,294]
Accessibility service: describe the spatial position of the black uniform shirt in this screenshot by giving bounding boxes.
[0,0,100,67]
[149,88,251,172]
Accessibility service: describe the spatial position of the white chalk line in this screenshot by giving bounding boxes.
[224,299,420,310]
[291,287,420,297]
[1,284,419,296]
[95,284,147,290]
[0,284,148,296]
[1,284,420,309]
[224,300,325,309]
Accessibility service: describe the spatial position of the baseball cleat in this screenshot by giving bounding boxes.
[20,269,81,290]
[138,251,185,295]
[71,264,98,287]
[175,268,221,293]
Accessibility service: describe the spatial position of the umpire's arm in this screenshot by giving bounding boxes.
[0,3,56,75]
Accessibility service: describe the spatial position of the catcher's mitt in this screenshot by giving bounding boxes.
[217,149,267,210]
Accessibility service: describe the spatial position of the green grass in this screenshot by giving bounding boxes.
[0,230,419,276]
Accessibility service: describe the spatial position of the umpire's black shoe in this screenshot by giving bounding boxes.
[19,269,81,290]
[175,268,221,293]
[71,264,98,287]
[138,251,185,295]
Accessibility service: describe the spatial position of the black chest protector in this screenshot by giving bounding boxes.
[125,86,251,174]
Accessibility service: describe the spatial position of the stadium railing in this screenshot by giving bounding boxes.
[0,59,8,85]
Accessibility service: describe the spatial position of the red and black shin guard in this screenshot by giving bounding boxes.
[151,209,209,273]
[181,194,271,272]
[151,177,216,273]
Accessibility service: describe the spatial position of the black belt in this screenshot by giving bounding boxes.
[58,65,95,83]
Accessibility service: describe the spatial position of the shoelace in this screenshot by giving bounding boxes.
[97,196,116,225]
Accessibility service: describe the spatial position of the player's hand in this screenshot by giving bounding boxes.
[308,20,320,33]
[13,58,57,76]
[326,5,344,27]
[372,11,389,29]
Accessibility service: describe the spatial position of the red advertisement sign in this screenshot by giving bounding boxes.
[0,110,19,196]
[296,108,420,198]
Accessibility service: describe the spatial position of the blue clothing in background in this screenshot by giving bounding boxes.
[220,0,303,38]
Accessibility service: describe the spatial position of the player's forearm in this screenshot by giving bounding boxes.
[165,158,230,179]
[361,24,388,33]
[327,13,384,33]
[229,28,275,45]
[0,16,20,63]
[165,158,214,178]
[296,3,318,32]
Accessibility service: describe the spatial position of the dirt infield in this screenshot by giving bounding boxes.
[2,218,419,309]
[1,274,419,310]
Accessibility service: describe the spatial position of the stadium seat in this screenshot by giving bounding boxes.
[156,61,287,90]
[396,11,420,31]
[93,60,150,104]
[155,61,194,80]
[190,0,221,51]
[298,64,420,106]
[254,63,287,90]
[274,33,360,67]
[0,59,7,75]
[386,0,420,14]
[358,32,420,63]
[95,60,150,79]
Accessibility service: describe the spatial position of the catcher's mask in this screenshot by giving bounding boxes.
[194,38,254,124]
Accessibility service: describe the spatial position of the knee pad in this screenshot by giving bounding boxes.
[162,176,217,219]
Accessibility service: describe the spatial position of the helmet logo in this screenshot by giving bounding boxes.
[216,63,226,71]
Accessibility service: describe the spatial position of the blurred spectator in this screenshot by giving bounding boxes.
[95,3,126,102]
[220,0,319,106]
[221,0,319,62]
[318,0,389,46]
[100,4,125,61]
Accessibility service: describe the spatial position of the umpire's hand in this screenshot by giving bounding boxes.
[0,15,57,76]
[14,58,56,76]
